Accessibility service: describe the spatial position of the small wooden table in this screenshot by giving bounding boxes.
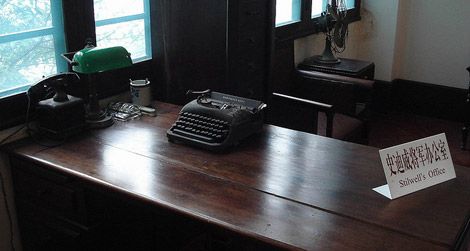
[298,57,375,80]
[4,101,470,250]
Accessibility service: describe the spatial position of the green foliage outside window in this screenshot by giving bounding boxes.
[0,0,151,98]
[0,0,65,97]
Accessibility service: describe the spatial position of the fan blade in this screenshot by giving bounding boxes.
[328,5,340,20]
[318,14,329,32]
[333,22,348,48]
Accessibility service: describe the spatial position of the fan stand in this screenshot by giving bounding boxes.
[312,38,341,65]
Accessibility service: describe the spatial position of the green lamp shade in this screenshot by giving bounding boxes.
[72,46,132,74]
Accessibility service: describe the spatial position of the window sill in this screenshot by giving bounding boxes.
[132,56,152,64]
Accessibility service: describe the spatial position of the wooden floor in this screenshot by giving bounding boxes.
[368,112,470,168]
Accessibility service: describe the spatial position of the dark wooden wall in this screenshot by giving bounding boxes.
[372,79,468,122]
[152,0,274,105]
[151,0,228,104]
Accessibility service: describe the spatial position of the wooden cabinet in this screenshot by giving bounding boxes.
[227,0,273,100]
[298,57,375,80]
[155,0,228,104]
[154,0,274,104]
[10,157,98,250]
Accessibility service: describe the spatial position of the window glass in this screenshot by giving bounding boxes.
[275,0,301,27]
[96,20,146,59]
[94,0,151,62]
[94,0,144,21]
[311,0,356,18]
[346,0,355,9]
[0,1,52,35]
[311,0,324,17]
[0,0,65,98]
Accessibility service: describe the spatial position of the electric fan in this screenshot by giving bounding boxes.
[312,0,349,64]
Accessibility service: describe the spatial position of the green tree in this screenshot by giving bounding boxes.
[0,0,57,95]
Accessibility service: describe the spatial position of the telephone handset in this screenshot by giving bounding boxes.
[27,72,85,139]
[28,72,80,105]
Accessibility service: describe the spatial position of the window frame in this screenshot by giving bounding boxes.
[0,0,67,98]
[275,0,361,42]
[94,0,152,62]
[0,0,154,130]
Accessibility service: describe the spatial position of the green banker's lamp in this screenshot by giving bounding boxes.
[64,42,132,128]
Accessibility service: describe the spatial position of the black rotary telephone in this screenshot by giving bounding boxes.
[27,72,86,139]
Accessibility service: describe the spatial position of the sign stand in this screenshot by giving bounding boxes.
[374,133,456,200]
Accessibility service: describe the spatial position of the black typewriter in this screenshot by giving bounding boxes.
[167,90,267,151]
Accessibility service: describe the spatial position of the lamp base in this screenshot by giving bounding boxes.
[86,112,114,128]
[85,74,114,129]
[312,37,341,65]
[311,55,341,65]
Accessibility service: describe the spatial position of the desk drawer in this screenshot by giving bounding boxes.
[10,157,87,224]
[17,201,83,251]
[14,168,78,213]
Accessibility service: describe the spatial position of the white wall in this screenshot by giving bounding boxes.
[295,0,400,81]
[295,0,470,88]
[394,0,470,89]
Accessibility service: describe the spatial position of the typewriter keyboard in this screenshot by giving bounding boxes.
[170,112,230,143]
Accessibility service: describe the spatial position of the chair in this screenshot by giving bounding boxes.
[268,69,375,144]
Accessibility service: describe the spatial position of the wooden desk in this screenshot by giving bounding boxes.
[4,102,470,250]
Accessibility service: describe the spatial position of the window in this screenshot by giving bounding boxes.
[94,0,151,62]
[0,0,66,98]
[311,0,326,18]
[275,0,360,41]
[311,0,355,17]
[276,0,301,27]
[0,0,155,129]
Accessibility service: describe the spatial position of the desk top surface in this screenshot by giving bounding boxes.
[6,102,470,250]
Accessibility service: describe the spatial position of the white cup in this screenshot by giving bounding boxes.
[130,79,151,107]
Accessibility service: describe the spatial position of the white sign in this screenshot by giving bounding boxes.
[374,133,456,199]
